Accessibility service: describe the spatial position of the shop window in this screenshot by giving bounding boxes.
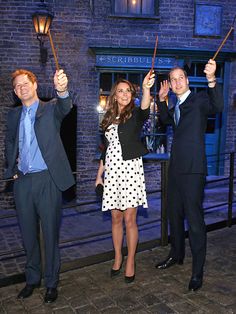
[100,73,112,91]
[97,61,224,156]
[98,71,167,154]
[113,0,157,17]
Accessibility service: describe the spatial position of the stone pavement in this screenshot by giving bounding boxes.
[0,177,233,279]
[0,224,236,313]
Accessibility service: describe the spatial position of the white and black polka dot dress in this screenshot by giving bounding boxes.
[102,124,148,212]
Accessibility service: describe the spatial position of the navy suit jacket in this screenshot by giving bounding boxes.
[158,84,224,174]
[4,96,75,191]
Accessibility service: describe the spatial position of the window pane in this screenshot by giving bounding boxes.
[196,63,206,77]
[114,72,127,81]
[142,0,154,14]
[100,73,112,92]
[115,0,127,13]
[114,0,155,15]
[185,63,195,76]
[128,0,141,14]
[128,73,140,85]
[215,64,222,77]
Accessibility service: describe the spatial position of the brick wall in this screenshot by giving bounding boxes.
[224,61,236,176]
[0,0,235,205]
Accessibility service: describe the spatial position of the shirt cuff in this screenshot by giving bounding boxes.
[56,91,69,98]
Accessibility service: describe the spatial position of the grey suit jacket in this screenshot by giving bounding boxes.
[4,96,75,191]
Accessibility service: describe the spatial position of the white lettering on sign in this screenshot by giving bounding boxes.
[96,55,182,68]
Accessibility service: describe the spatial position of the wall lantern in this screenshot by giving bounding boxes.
[32,1,54,65]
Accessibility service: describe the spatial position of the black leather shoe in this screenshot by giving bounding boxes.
[17,284,40,299]
[110,258,123,278]
[188,275,203,291]
[155,257,183,269]
[44,288,58,303]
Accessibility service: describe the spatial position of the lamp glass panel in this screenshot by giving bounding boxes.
[32,14,52,34]
[38,16,48,34]
[45,18,51,33]
[32,16,39,33]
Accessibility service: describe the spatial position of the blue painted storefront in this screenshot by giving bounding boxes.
[93,47,231,175]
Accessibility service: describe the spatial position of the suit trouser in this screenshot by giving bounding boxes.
[14,170,62,288]
[167,170,206,276]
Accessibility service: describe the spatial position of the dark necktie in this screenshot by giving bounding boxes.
[21,108,31,174]
[174,99,181,126]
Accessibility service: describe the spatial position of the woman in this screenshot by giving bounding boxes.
[95,71,155,283]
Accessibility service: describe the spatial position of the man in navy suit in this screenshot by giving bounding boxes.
[4,68,75,302]
[155,59,224,291]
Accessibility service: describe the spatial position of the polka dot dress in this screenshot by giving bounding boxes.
[102,124,148,212]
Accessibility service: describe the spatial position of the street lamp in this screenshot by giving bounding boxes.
[32,1,53,65]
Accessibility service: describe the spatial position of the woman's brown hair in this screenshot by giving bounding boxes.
[101,79,136,131]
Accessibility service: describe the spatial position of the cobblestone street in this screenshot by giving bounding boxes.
[1,225,236,313]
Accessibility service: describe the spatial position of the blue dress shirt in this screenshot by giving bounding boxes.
[19,100,48,173]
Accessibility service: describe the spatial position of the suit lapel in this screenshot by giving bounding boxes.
[35,101,45,120]
[14,106,22,140]
[180,91,193,108]
[11,107,22,161]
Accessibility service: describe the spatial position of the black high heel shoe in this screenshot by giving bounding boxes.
[124,263,136,283]
[110,257,123,278]
[124,274,135,283]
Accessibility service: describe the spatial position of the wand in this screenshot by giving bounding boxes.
[212,15,236,60]
[150,35,158,73]
[48,29,60,71]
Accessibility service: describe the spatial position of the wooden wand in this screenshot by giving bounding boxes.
[212,15,236,60]
[150,35,158,73]
[48,29,60,71]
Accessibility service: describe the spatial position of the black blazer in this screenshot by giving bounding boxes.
[101,106,150,162]
[4,97,75,191]
[158,84,224,174]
